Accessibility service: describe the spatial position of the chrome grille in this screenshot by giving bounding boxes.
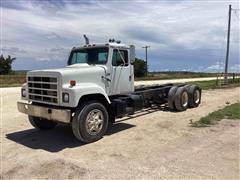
[28,76,58,104]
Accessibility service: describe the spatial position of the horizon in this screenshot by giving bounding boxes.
[1,0,240,72]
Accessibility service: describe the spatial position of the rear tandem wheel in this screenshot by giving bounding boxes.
[167,85,201,111]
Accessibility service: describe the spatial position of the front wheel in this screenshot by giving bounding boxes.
[29,116,57,130]
[72,101,109,143]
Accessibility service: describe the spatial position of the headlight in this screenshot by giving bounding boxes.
[62,93,69,103]
[21,88,26,97]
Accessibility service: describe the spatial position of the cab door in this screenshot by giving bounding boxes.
[108,48,134,95]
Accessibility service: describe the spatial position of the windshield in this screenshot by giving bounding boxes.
[68,47,108,65]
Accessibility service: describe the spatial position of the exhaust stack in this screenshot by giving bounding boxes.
[83,34,89,45]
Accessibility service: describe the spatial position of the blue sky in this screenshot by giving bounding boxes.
[1,0,240,72]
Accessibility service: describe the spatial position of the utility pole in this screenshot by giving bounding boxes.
[224,4,232,84]
[142,46,150,76]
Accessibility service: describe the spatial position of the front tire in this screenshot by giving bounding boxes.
[72,101,109,143]
[29,116,57,130]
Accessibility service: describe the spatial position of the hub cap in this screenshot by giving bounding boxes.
[182,91,189,107]
[194,90,200,104]
[85,109,104,135]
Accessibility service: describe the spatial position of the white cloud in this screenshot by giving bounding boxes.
[205,62,225,72]
[205,62,240,73]
[229,64,240,72]
[1,0,239,71]
[39,57,51,61]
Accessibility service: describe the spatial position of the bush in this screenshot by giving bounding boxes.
[134,58,147,77]
[0,55,16,75]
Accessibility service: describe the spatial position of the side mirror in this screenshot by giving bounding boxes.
[129,45,135,64]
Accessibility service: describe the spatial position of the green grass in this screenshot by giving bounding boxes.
[189,80,219,90]
[192,103,240,127]
[188,79,240,90]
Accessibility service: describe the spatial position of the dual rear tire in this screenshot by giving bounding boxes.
[168,85,201,111]
[188,85,201,108]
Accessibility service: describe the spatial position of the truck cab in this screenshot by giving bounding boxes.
[68,43,135,96]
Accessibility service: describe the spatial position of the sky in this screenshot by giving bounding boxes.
[1,0,240,72]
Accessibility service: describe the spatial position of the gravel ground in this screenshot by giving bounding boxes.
[1,85,240,179]
[134,77,217,86]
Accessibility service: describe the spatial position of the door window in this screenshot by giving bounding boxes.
[112,49,128,66]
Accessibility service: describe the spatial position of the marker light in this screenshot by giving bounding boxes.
[70,80,76,86]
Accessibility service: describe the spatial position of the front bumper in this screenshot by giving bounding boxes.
[17,101,71,123]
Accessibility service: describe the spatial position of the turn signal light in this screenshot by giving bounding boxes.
[70,80,76,86]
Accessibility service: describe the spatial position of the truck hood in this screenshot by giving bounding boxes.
[29,63,105,74]
[28,64,106,85]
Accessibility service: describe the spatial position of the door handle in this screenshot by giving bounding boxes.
[129,75,132,81]
[101,76,111,82]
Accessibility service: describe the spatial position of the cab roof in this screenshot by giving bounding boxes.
[72,42,130,51]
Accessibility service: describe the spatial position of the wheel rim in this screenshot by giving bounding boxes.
[194,90,200,104]
[85,109,104,135]
[181,91,188,107]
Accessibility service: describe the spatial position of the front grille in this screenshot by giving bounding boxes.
[28,76,58,104]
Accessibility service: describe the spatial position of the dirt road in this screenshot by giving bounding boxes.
[135,77,217,86]
[1,86,240,179]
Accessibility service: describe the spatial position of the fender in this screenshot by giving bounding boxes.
[62,83,111,107]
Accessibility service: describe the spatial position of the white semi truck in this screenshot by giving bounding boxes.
[17,40,201,143]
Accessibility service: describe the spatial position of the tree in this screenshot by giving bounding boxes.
[0,55,16,74]
[134,58,147,77]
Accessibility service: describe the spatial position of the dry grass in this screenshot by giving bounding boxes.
[0,74,26,87]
